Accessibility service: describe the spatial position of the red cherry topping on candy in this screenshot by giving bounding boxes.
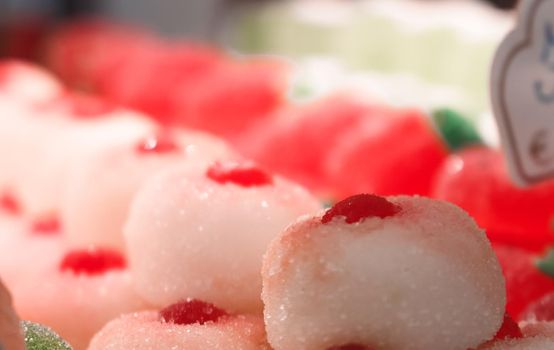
[327,345,372,350]
[206,161,273,187]
[159,299,229,326]
[31,216,61,235]
[59,248,126,275]
[0,192,20,215]
[493,313,523,340]
[322,194,400,224]
[135,133,179,154]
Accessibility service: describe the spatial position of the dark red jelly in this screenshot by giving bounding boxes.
[160,299,229,326]
[206,161,273,187]
[322,194,400,224]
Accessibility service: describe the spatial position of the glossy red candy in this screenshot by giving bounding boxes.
[159,299,229,326]
[433,147,554,251]
[207,162,273,187]
[322,194,400,224]
[327,108,448,198]
[59,248,126,276]
[494,244,554,319]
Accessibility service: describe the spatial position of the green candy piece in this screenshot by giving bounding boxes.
[537,248,554,278]
[21,321,72,350]
[432,108,483,152]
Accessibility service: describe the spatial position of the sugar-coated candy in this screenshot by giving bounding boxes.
[262,194,505,350]
[0,60,63,104]
[0,279,24,350]
[21,320,73,350]
[88,299,270,350]
[124,161,320,313]
[61,129,233,251]
[14,243,148,350]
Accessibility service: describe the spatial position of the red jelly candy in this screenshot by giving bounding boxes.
[0,192,20,215]
[207,161,273,187]
[327,345,372,350]
[494,244,554,319]
[135,133,179,154]
[31,216,61,235]
[159,299,229,326]
[59,248,126,275]
[493,313,523,340]
[521,292,554,322]
[322,194,400,224]
[432,147,554,251]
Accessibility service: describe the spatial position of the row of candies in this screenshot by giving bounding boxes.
[0,19,553,350]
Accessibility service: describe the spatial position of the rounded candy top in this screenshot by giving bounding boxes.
[206,161,273,187]
[321,194,401,224]
[159,299,229,326]
[59,248,126,275]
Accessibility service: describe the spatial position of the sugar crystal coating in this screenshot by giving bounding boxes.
[262,196,505,350]
[159,299,229,326]
[88,311,271,350]
[207,161,273,187]
[21,320,72,350]
[124,164,320,313]
[321,194,400,224]
[59,248,126,276]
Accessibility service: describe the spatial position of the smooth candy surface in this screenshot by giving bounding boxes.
[88,311,270,350]
[21,321,72,350]
[262,196,505,350]
[125,164,320,313]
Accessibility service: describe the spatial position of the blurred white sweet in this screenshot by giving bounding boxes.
[124,161,320,313]
[0,60,64,104]
[61,129,233,251]
[262,194,505,350]
[12,238,148,350]
[88,299,270,350]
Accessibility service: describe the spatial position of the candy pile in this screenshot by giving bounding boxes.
[1,29,554,349]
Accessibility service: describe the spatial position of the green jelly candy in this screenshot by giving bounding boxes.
[21,321,72,350]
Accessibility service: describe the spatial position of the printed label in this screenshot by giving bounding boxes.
[491,0,554,186]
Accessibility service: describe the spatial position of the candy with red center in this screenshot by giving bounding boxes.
[262,195,505,350]
[493,244,554,320]
[207,161,273,187]
[61,129,233,251]
[321,194,400,224]
[159,299,228,326]
[124,162,320,313]
[88,308,269,350]
[432,146,554,251]
[59,248,126,276]
[9,243,147,349]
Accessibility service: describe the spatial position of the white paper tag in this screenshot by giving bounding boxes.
[491,0,554,186]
